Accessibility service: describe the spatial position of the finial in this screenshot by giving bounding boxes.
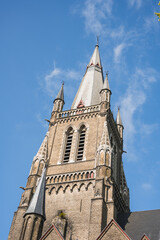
[96,36,99,46]
[118,106,120,111]
[62,81,64,86]
[106,71,109,76]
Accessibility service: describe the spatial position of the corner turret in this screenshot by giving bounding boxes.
[52,83,64,113]
[20,168,46,240]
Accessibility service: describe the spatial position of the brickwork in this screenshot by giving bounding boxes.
[44,180,94,240]
[96,220,130,240]
[8,45,130,240]
[99,224,128,240]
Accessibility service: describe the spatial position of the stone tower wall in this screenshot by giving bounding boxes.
[44,180,94,240]
[8,43,130,240]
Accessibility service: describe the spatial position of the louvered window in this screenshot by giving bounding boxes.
[77,126,86,161]
[63,128,73,163]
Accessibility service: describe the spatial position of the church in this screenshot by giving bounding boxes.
[8,43,160,240]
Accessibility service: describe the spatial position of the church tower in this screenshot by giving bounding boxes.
[8,43,130,240]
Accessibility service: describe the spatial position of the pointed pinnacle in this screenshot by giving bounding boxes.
[71,44,103,109]
[116,107,123,125]
[35,132,48,161]
[55,83,64,101]
[103,72,110,90]
[88,44,102,67]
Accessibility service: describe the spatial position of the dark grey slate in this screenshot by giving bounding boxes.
[118,209,160,240]
[25,167,46,219]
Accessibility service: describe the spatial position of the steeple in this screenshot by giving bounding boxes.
[25,167,46,219]
[52,83,64,112]
[71,44,103,109]
[9,42,132,240]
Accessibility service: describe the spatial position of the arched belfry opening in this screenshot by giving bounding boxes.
[63,127,74,163]
[77,125,86,161]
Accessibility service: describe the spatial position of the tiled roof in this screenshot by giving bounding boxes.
[118,209,160,240]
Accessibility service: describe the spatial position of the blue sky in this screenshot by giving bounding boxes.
[1,0,160,239]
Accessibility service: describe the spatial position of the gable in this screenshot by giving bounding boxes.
[40,225,64,240]
[141,234,150,240]
[97,220,130,240]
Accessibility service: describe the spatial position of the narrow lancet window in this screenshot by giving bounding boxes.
[77,125,86,161]
[64,127,73,163]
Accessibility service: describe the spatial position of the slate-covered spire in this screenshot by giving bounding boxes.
[71,44,103,109]
[55,83,64,102]
[116,107,122,126]
[25,167,46,219]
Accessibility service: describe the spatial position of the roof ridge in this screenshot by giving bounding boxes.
[131,209,160,213]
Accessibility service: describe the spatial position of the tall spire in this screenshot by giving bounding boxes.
[55,83,64,102]
[25,167,46,219]
[71,44,103,109]
[116,107,122,125]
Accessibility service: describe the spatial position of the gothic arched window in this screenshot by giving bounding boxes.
[77,125,86,161]
[63,127,73,163]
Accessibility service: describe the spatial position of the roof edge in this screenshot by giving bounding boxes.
[40,224,64,240]
[96,219,131,240]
